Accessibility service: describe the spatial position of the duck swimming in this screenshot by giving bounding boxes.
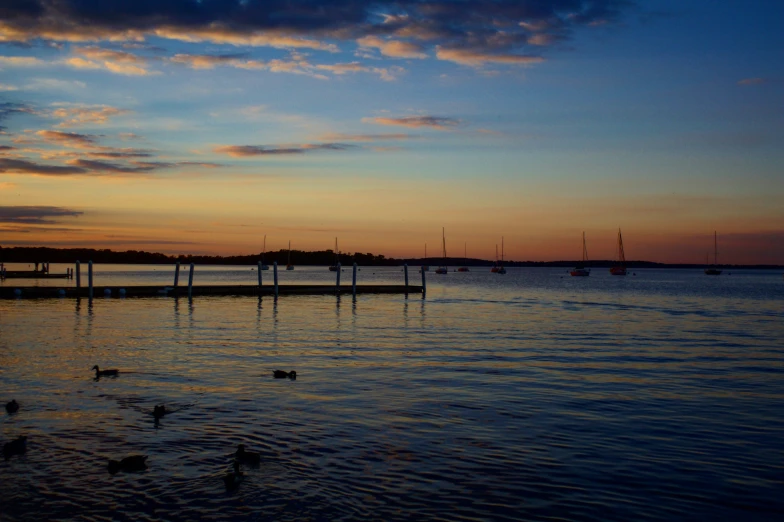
[235,444,261,465]
[223,460,244,491]
[108,455,148,474]
[3,436,27,460]
[153,405,167,419]
[92,365,119,378]
[273,370,296,379]
[5,400,19,414]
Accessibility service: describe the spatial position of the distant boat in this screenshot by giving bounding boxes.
[260,235,269,270]
[435,228,448,274]
[329,237,339,271]
[570,232,591,277]
[457,242,469,272]
[496,237,507,274]
[490,244,500,273]
[705,231,722,275]
[286,241,294,270]
[609,228,627,276]
[421,243,429,272]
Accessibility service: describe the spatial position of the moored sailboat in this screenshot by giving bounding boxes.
[497,237,507,274]
[286,240,294,270]
[609,228,627,275]
[705,231,722,275]
[435,228,448,274]
[570,232,590,276]
[328,237,339,271]
[490,245,500,273]
[260,235,269,270]
[457,242,469,272]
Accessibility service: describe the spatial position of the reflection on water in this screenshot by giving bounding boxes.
[1,268,783,521]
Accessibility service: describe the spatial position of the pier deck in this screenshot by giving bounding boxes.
[0,284,423,299]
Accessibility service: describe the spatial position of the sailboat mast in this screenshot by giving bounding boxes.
[714,231,718,265]
[442,227,447,260]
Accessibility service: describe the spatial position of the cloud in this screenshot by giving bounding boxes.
[738,77,767,86]
[51,105,131,127]
[0,102,36,130]
[0,56,46,67]
[65,158,161,173]
[435,47,545,66]
[318,132,416,142]
[0,205,83,224]
[65,46,154,76]
[356,36,427,58]
[25,78,87,91]
[0,83,19,91]
[36,129,99,148]
[214,143,353,157]
[0,1,632,74]
[363,116,459,130]
[0,157,88,176]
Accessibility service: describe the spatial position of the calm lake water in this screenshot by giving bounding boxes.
[2,265,783,521]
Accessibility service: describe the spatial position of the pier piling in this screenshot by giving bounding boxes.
[187,263,194,299]
[75,261,81,288]
[257,261,262,289]
[273,261,279,298]
[421,263,426,297]
[174,262,180,289]
[404,264,409,292]
[88,260,93,301]
[336,262,341,293]
[352,263,357,298]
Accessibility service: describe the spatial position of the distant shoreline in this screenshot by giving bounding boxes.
[2,245,782,270]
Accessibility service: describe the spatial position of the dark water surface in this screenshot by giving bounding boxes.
[2,267,783,521]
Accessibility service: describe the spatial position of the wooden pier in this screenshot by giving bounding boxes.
[0,284,423,299]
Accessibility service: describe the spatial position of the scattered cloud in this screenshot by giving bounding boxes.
[0,56,46,67]
[0,157,88,176]
[435,47,545,66]
[0,205,83,224]
[0,102,37,130]
[65,46,155,76]
[0,83,18,91]
[36,130,99,148]
[363,116,460,130]
[356,36,427,59]
[50,104,131,127]
[738,77,767,86]
[25,78,87,91]
[319,133,416,142]
[214,143,353,157]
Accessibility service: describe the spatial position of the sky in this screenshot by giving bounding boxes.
[0,0,782,265]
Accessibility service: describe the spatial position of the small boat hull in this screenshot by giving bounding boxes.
[435,267,448,275]
[496,267,506,274]
[570,269,590,277]
[704,268,722,275]
[457,267,469,272]
[328,266,338,272]
[286,265,295,271]
[610,266,627,276]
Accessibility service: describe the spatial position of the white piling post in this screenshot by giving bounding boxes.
[273,261,279,298]
[421,263,427,296]
[187,263,194,299]
[173,261,180,288]
[404,263,409,291]
[76,261,81,287]
[88,260,93,300]
[352,263,357,298]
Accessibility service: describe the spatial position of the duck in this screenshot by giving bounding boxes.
[3,436,27,460]
[223,460,244,491]
[108,455,148,474]
[153,405,167,419]
[5,400,19,414]
[235,444,261,465]
[273,370,296,379]
[92,365,119,378]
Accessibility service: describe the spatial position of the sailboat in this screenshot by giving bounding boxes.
[435,228,448,274]
[457,243,470,272]
[609,228,627,275]
[497,237,507,274]
[328,237,339,271]
[286,240,294,270]
[570,232,590,276]
[490,245,500,273]
[260,235,269,270]
[705,231,722,275]
[421,244,429,272]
